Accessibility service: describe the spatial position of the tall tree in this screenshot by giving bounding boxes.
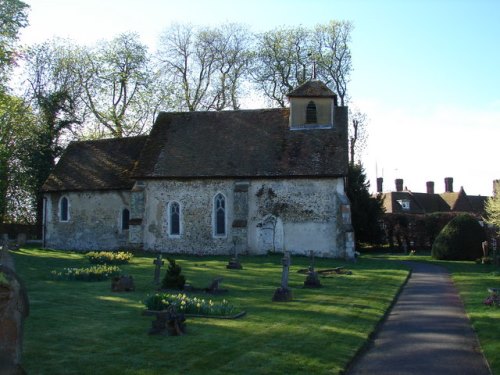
[78,32,155,137]
[252,21,353,107]
[485,181,500,235]
[348,108,368,164]
[0,0,29,86]
[22,39,86,224]
[346,163,385,245]
[157,23,251,111]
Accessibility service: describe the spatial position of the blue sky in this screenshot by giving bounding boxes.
[19,0,500,196]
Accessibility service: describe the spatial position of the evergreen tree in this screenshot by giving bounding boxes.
[346,163,384,245]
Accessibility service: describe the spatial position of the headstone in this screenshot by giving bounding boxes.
[226,245,243,270]
[304,251,321,288]
[0,265,29,374]
[153,254,164,286]
[16,234,27,247]
[272,252,293,302]
[111,275,135,292]
[144,306,186,336]
[204,277,227,294]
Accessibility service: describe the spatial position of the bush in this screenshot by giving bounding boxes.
[161,258,186,290]
[51,265,122,281]
[431,214,486,260]
[86,251,133,264]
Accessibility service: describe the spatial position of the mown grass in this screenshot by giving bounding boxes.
[12,248,409,375]
[372,252,500,374]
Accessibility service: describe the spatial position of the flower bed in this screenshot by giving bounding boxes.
[51,265,122,281]
[144,293,241,317]
[86,251,133,265]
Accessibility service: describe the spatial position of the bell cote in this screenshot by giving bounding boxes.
[287,80,338,130]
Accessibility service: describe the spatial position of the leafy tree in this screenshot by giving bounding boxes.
[78,32,156,137]
[252,21,353,107]
[431,214,486,260]
[346,163,384,245]
[485,181,500,235]
[157,23,251,111]
[0,92,35,223]
[348,108,368,164]
[0,0,29,86]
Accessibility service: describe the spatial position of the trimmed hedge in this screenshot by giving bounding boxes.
[431,213,486,260]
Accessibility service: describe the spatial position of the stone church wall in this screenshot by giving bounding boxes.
[43,191,131,251]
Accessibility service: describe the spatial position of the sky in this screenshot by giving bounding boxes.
[17,0,500,196]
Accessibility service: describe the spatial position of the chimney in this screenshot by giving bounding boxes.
[426,181,435,194]
[444,177,454,193]
[376,177,383,193]
[395,179,403,192]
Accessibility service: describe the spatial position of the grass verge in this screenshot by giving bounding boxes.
[12,248,409,375]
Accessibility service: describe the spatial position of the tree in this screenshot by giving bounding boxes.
[348,108,368,165]
[0,0,29,86]
[0,92,35,223]
[157,23,251,111]
[346,163,384,245]
[485,181,500,234]
[252,21,353,107]
[77,32,157,137]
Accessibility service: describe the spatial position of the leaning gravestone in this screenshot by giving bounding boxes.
[0,250,29,374]
[272,252,293,302]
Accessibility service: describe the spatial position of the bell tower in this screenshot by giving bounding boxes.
[287,80,337,130]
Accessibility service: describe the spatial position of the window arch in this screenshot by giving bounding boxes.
[306,100,317,123]
[121,208,130,230]
[168,201,181,237]
[59,196,69,222]
[213,193,226,237]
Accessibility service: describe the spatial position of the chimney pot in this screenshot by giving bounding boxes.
[426,181,435,194]
[444,177,454,193]
[377,177,383,193]
[395,178,404,192]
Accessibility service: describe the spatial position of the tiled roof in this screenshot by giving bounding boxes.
[287,80,337,98]
[132,108,348,179]
[42,136,148,192]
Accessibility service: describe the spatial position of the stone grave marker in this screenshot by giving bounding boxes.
[226,242,243,270]
[153,253,164,286]
[304,250,321,288]
[272,251,293,302]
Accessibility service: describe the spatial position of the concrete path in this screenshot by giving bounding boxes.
[347,261,491,375]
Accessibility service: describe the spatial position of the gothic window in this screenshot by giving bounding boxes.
[306,101,317,123]
[59,196,69,222]
[122,208,130,230]
[169,201,181,237]
[214,193,226,237]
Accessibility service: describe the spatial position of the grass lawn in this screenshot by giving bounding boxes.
[10,248,409,375]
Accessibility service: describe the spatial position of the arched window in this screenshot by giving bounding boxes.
[306,100,317,123]
[59,196,69,222]
[169,201,181,236]
[122,208,130,230]
[214,193,226,237]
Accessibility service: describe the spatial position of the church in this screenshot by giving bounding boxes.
[41,80,355,258]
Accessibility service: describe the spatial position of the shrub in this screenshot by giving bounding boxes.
[144,293,236,316]
[51,265,122,281]
[431,214,486,260]
[161,258,186,290]
[86,251,133,265]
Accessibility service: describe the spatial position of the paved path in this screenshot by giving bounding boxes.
[347,261,491,375]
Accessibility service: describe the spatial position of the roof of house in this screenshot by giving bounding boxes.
[380,188,487,216]
[132,107,348,179]
[42,136,148,192]
[287,80,337,98]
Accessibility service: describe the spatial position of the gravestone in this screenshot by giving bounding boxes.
[304,251,321,288]
[111,275,135,292]
[272,252,293,302]
[226,244,243,270]
[0,264,29,374]
[153,254,164,286]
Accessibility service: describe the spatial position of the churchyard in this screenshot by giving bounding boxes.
[11,247,410,374]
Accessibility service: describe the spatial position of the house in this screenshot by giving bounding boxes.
[41,80,355,258]
[377,177,488,216]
